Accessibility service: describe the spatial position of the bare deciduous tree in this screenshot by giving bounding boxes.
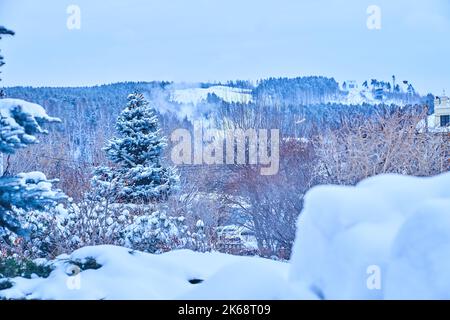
[313,108,449,185]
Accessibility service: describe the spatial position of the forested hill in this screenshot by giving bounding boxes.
[2,75,428,111]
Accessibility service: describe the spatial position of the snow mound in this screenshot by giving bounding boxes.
[170,86,252,105]
[180,257,313,300]
[290,172,450,299]
[0,245,298,300]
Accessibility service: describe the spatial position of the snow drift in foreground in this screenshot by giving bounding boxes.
[0,246,307,300]
[290,172,450,299]
[1,173,449,300]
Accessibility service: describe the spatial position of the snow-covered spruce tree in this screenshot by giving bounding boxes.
[75,93,210,254]
[103,93,179,203]
[0,99,66,237]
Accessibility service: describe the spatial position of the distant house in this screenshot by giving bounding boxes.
[435,95,450,127]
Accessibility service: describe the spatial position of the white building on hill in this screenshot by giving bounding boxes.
[435,94,450,127]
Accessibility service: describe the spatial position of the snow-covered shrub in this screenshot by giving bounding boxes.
[192,219,208,252]
[71,166,204,253]
[1,196,132,259]
[46,165,135,252]
[154,183,216,252]
[59,200,132,250]
[2,204,68,258]
[4,194,209,258]
[0,256,53,280]
[123,209,183,253]
[122,205,208,254]
[68,256,102,271]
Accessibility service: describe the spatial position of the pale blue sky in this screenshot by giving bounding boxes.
[0,0,449,94]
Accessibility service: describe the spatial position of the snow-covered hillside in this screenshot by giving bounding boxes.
[170,86,253,105]
[168,84,416,107]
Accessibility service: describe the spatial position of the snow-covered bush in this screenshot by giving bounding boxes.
[59,201,132,250]
[0,255,53,280]
[4,192,209,258]
[1,188,132,259]
[122,204,208,254]
[124,209,184,253]
[2,204,68,258]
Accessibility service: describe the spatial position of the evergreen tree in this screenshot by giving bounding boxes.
[371,79,379,88]
[362,80,368,89]
[102,93,178,203]
[0,99,66,237]
[0,27,65,237]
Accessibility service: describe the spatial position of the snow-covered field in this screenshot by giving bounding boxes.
[1,172,449,300]
[170,86,253,105]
